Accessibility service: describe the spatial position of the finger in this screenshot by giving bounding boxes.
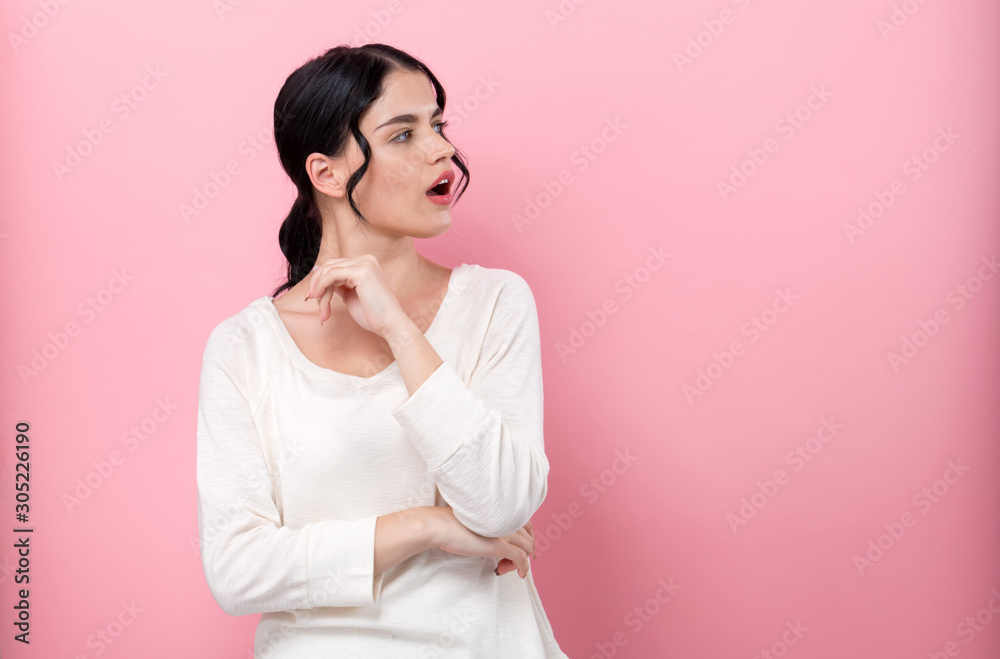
[495,557,514,576]
[306,269,322,301]
[505,531,532,556]
[308,264,347,306]
[513,528,534,558]
[502,539,530,578]
[319,286,335,324]
[496,555,526,578]
[511,547,530,578]
[516,526,535,553]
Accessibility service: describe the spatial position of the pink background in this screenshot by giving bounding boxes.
[2,1,999,657]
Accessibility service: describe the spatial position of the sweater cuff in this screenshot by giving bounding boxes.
[306,515,383,607]
[391,361,494,472]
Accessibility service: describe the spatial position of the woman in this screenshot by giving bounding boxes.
[195,43,568,657]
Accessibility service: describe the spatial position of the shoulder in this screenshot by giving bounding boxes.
[462,263,537,306]
[201,297,273,368]
[460,264,540,342]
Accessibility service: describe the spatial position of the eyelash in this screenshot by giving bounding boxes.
[392,121,448,143]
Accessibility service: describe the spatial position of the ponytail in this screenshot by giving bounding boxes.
[272,196,321,298]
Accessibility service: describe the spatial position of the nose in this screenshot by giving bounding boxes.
[420,129,455,163]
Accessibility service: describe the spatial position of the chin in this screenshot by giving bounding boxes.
[415,216,451,238]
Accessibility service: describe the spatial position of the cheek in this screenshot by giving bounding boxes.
[377,153,422,195]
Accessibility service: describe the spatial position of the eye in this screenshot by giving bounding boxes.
[391,122,449,143]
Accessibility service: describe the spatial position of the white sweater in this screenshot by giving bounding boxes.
[196,263,567,658]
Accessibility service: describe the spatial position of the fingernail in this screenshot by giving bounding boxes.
[494,566,500,576]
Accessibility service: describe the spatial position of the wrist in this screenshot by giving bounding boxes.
[415,506,443,551]
[381,316,419,352]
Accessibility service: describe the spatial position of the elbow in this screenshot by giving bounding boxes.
[205,570,260,617]
[200,547,252,617]
[464,461,550,538]
[202,570,239,617]
[212,590,243,617]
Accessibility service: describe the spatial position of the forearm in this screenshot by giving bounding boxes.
[374,506,438,578]
[384,320,443,398]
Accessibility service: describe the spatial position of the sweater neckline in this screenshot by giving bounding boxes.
[259,263,468,386]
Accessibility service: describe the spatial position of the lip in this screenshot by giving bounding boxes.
[425,190,453,205]
[425,169,455,194]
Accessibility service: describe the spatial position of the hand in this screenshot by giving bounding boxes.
[429,506,536,579]
[495,521,536,578]
[304,254,408,338]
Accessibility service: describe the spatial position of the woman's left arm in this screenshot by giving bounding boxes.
[390,272,549,539]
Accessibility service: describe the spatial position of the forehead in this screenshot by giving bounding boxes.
[362,69,438,124]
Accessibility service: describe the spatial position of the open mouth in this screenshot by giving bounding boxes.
[425,170,455,197]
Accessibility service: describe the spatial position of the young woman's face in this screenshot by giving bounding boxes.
[346,68,457,238]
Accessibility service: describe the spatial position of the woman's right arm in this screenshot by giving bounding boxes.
[384,506,535,578]
[198,323,386,616]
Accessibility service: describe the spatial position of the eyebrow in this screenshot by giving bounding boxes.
[375,106,443,132]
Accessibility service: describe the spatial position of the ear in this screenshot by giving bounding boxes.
[305,152,350,199]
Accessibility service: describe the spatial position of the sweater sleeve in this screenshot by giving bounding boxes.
[196,323,384,616]
[390,272,550,538]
